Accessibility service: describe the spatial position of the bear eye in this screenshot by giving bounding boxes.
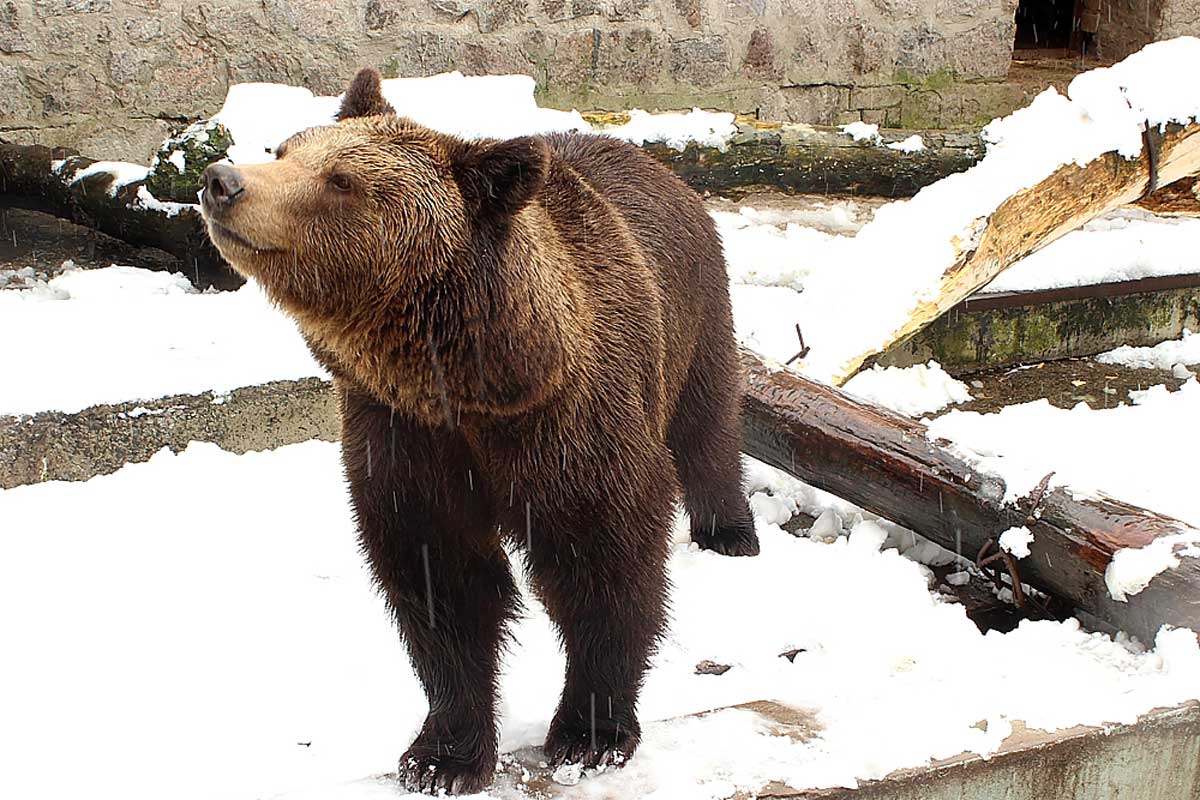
[328,173,353,193]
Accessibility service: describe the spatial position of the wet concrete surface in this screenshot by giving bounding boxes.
[952,357,1193,415]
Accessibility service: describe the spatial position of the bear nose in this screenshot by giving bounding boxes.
[201,163,245,209]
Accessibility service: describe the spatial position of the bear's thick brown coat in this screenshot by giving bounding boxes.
[200,67,758,795]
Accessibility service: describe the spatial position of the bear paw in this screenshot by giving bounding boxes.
[544,716,640,770]
[692,518,760,557]
[398,736,496,796]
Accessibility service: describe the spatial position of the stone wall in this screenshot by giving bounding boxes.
[1,0,1021,161]
[1159,0,1200,38]
[1096,0,1164,62]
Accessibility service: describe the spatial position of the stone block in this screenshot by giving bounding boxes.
[0,0,32,53]
[594,27,666,86]
[33,0,112,17]
[124,16,163,43]
[384,30,454,77]
[945,19,1015,79]
[546,28,596,89]
[742,27,781,80]
[673,0,701,29]
[850,84,905,110]
[670,35,729,87]
[610,0,654,20]
[870,0,922,16]
[725,0,769,20]
[0,63,33,120]
[473,0,529,32]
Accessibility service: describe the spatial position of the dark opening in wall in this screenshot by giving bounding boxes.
[1014,0,1079,51]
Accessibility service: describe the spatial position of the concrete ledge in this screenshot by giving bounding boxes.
[777,703,1200,800]
[0,378,337,490]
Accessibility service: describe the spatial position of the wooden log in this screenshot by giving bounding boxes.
[739,347,1200,644]
[831,122,1200,385]
[0,141,240,290]
[639,119,983,199]
[1134,174,1200,217]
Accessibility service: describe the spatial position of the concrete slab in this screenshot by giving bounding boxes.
[775,703,1200,800]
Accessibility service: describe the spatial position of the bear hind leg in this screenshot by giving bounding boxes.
[667,339,760,557]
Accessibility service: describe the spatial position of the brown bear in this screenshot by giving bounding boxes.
[199,67,759,795]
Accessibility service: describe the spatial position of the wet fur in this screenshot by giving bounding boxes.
[201,68,758,795]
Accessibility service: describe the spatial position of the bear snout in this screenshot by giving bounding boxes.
[200,163,245,213]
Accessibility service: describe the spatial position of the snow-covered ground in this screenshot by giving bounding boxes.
[6,39,1200,800]
[2,442,1198,800]
[0,266,324,416]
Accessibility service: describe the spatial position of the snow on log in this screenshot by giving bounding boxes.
[739,346,1200,645]
[848,122,1200,385]
[638,120,982,198]
[0,141,239,290]
[786,37,1200,387]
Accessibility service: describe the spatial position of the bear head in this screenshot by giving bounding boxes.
[199,67,550,321]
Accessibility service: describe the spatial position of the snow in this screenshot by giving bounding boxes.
[167,149,186,173]
[887,134,925,153]
[1,442,1198,800]
[1097,328,1200,371]
[841,360,972,417]
[839,121,881,143]
[998,526,1034,559]
[927,381,1200,601]
[1106,531,1200,602]
[732,37,1200,384]
[982,210,1200,294]
[0,266,324,415]
[927,379,1200,522]
[212,72,735,166]
[66,160,150,194]
[133,185,195,217]
[604,108,737,151]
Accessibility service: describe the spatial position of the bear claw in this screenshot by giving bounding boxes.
[692,519,760,557]
[398,740,495,795]
[543,720,639,771]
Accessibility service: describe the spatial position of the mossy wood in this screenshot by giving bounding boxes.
[821,122,1200,386]
[0,141,238,290]
[876,278,1200,373]
[739,346,1200,646]
[641,121,983,198]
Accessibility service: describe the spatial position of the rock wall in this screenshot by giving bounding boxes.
[1159,0,1200,38]
[1,0,1021,161]
[1096,0,1164,62]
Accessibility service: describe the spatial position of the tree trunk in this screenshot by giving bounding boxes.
[0,141,239,290]
[739,346,1200,644]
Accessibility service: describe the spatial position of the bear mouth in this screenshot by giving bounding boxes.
[206,219,283,255]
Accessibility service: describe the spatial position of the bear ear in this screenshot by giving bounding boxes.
[337,67,396,121]
[452,137,549,219]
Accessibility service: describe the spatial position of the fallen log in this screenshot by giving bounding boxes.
[1134,174,1200,216]
[637,119,984,198]
[0,141,239,290]
[831,121,1200,385]
[739,347,1200,645]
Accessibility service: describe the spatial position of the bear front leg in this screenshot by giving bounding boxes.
[521,486,673,770]
[341,390,518,795]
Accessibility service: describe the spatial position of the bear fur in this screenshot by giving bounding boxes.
[199,67,759,795]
